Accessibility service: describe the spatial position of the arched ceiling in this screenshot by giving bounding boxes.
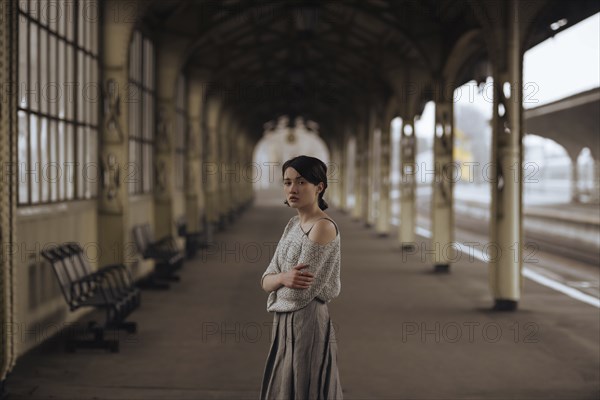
[141,0,600,141]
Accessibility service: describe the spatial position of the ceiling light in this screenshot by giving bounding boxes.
[550,18,567,31]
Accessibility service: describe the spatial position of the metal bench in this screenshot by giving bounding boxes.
[40,244,138,353]
[175,215,209,259]
[66,242,141,312]
[133,223,184,288]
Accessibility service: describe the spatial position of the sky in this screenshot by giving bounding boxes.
[524,12,600,107]
[413,12,600,139]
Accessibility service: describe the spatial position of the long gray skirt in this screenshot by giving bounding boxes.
[260,298,343,400]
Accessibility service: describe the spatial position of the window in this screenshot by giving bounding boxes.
[175,74,187,191]
[17,0,100,205]
[128,30,155,194]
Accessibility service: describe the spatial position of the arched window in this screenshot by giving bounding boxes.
[17,0,100,205]
[128,30,155,194]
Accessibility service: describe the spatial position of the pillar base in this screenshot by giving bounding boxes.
[493,299,518,311]
[203,220,214,244]
[0,379,6,400]
[217,215,227,232]
[434,264,450,273]
[227,210,235,223]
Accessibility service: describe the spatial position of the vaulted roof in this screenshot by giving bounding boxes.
[141,0,599,140]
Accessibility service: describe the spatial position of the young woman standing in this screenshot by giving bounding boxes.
[260,155,343,399]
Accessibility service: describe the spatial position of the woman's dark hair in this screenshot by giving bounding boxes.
[282,155,329,210]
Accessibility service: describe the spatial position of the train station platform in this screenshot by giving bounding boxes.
[5,203,599,400]
[412,184,600,266]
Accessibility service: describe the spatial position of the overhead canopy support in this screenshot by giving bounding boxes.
[489,0,525,311]
[431,94,455,272]
[398,118,417,248]
[376,110,392,237]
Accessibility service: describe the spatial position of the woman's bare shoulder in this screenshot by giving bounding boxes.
[308,217,338,245]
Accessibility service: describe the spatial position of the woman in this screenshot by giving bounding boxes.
[260,155,343,400]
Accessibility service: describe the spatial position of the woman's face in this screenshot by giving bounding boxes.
[283,167,321,209]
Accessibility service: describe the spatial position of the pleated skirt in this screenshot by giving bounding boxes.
[260,298,343,400]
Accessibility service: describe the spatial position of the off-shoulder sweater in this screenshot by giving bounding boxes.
[261,215,341,312]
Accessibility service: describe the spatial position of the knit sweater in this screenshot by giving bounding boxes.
[261,215,341,312]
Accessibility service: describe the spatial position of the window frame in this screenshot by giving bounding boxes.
[127,29,156,195]
[17,0,100,206]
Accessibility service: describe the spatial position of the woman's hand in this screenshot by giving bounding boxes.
[280,264,314,289]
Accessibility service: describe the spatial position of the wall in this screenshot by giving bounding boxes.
[127,195,155,279]
[15,200,98,356]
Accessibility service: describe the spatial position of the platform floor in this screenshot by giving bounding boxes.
[6,202,600,399]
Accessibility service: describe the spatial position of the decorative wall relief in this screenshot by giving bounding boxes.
[104,79,123,143]
[188,125,198,156]
[156,106,171,152]
[155,159,168,194]
[100,153,123,213]
[187,167,197,194]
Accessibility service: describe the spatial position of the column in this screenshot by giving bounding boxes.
[594,158,600,203]
[328,144,339,208]
[98,0,139,267]
[245,134,255,205]
[154,98,176,238]
[204,100,220,234]
[371,127,382,226]
[0,0,18,377]
[570,156,579,203]
[230,123,242,214]
[338,135,348,211]
[238,133,247,207]
[352,131,363,220]
[220,115,233,225]
[186,78,205,237]
[489,0,524,311]
[365,112,376,226]
[431,99,455,272]
[376,116,392,236]
[215,114,227,230]
[398,119,417,248]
